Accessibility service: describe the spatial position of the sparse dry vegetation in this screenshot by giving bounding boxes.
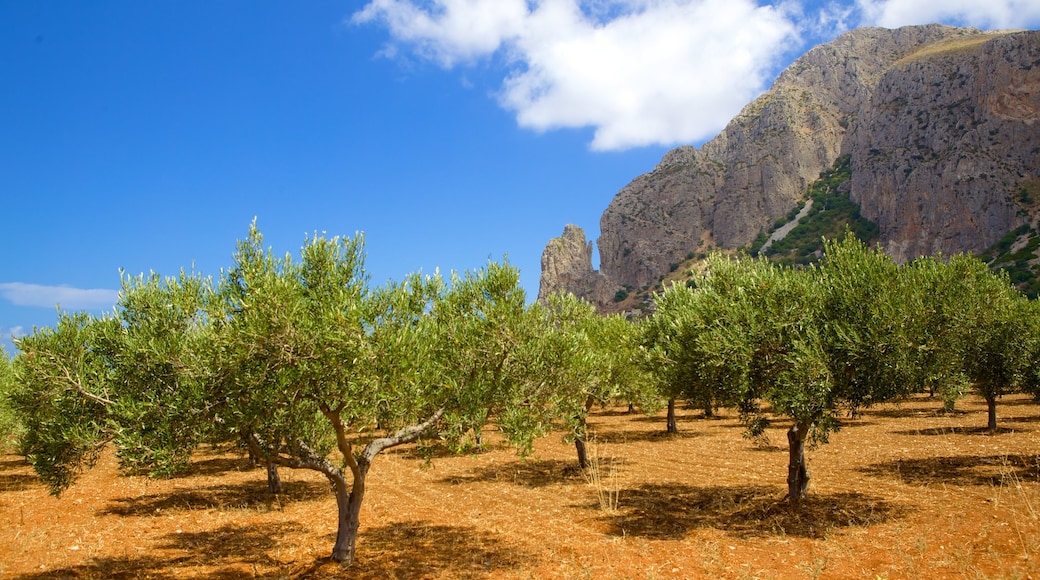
[894,32,1010,66]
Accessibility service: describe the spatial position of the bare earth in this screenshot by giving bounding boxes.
[2,393,1039,579]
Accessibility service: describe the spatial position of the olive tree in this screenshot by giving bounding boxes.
[10,270,215,493]
[542,292,658,468]
[642,271,748,434]
[902,255,973,408]
[904,253,1033,429]
[647,239,922,504]
[947,258,1031,430]
[0,346,22,451]
[210,224,570,564]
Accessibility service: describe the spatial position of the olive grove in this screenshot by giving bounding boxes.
[642,235,1037,503]
[9,224,594,565]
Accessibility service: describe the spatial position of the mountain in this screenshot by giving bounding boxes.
[539,25,1040,308]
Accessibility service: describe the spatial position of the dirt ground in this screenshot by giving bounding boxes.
[2,393,1039,579]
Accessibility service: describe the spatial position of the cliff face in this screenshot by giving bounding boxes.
[596,24,978,290]
[539,25,1040,307]
[847,30,1040,261]
[538,224,617,306]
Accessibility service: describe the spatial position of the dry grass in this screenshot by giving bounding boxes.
[894,31,1012,66]
[2,393,1040,578]
[581,437,621,514]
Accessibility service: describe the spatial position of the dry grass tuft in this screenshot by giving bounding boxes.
[581,437,621,514]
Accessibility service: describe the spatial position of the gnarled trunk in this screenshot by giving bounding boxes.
[986,395,998,431]
[575,438,589,470]
[786,422,811,504]
[574,396,596,469]
[266,461,282,494]
[331,461,368,563]
[666,398,678,433]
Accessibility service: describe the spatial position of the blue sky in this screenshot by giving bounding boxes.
[3,1,1039,355]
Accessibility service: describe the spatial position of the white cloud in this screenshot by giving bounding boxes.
[354,0,801,150]
[0,326,24,339]
[0,282,118,310]
[857,0,1040,30]
[353,0,531,66]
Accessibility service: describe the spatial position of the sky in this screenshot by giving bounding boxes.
[2,1,1039,355]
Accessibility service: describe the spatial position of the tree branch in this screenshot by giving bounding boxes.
[43,351,115,407]
[247,432,342,482]
[362,407,445,463]
[318,403,358,479]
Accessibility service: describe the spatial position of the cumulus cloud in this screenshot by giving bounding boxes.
[355,0,800,150]
[354,0,531,66]
[0,283,118,310]
[857,0,1040,29]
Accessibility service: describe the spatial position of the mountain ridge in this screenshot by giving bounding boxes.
[539,24,1040,308]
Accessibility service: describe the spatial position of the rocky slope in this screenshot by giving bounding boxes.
[539,25,1040,308]
[847,31,1040,261]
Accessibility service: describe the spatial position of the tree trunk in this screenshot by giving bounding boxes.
[703,402,713,418]
[575,438,589,470]
[786,422,810,504]
[266,460,282,495]
[666,398,678,433]
[331,461,368,564]
[986,395,998,431]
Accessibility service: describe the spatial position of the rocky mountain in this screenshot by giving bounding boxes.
[538,224,617,306]
[539,25,1040,308]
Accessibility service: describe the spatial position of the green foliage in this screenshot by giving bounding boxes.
[12,221,597,562]
[543,292,658,446]
[979,225,1040,299]
[10,313,117,494]
[759,155,881,264]
[647,253,841,438]
[647,234,1040,451]
[104,270,217,477]
[0,347,23,451]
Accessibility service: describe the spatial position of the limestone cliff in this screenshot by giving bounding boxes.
[847,30,1040,261]
[537,225,617,306]
[539,24,1040,305]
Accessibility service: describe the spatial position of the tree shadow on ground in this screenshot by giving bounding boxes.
[345,520,536,579]
[12,521,306,580]
[168,455,254,479]
[0,472,39,492]
[102,479,329,516]
[0,457,28,471]
[588,429,700,444]
[590,408,646,417]
[390,440,503,462]
[0,457,41,492]
[1003,414,1040,424]
[859,406,948,419]
[861,453,1040,486]
[892,425,1020,436]
[599,483,905,540]
[440,458,586,487]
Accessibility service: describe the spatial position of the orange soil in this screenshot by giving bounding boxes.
[2,393,1039,579]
